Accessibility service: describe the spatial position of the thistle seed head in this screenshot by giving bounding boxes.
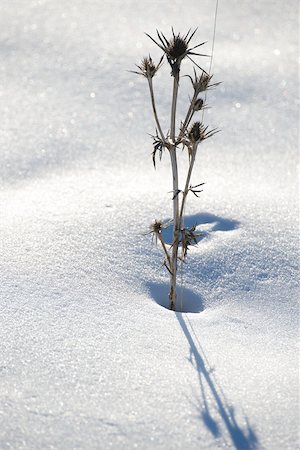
[188,122,202,142]
[188,68,220,94]
[145,28,208,78]
[193,98,204,111]
[188,121,219,144]
[180,225,202,258]
[166,34,189,59]
[132,55,163,79]
[150,219,164,234]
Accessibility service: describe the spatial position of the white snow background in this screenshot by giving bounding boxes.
[0,0,299,449]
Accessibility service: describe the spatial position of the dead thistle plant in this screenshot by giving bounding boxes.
[133,28,219,310]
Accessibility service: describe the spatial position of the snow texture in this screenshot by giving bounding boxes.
[0,1,299,449]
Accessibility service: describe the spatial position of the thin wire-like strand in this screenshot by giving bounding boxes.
[180,0,219,310]
[201,0,219,123]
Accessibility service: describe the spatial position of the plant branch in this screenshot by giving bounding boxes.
[148,78,166,143]
[158,232,171,268]
[177,92,197,143]
[179,142,198,220]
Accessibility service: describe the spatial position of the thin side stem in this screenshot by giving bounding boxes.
[158,232,171,268]
[179,143,198,220]
[148,78,165,143]
[177,92,197,142]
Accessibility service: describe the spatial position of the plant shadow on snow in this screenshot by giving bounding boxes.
[147,282,204,313]
[176,313,259,450]
[162,212,240,245]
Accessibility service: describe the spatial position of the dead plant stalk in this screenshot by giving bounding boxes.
[133,29,219,310]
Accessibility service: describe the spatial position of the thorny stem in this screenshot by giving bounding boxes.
[169,75,180,310]
[148,78,166,143]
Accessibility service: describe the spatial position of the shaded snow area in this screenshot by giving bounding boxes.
[0,1,299,449]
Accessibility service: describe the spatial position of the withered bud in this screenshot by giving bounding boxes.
[193,98,204,111]
[133,55,163,79]
[188,122,203,142]
[188,121,219,144]
[188,69,220,94]
[180,225,202,258]
[145,29,208,78]
[166,35,189,59]
[196,72,212,92]
[150,219,164,234]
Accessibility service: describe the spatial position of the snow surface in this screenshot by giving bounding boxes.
[0,0,299,449]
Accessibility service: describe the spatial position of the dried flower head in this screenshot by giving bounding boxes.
[149,219,166,235]
[180,225,202,258]
[148,219,171,245]
[193,98,204,111]
[132,55,163,79]
[187,68,220,94]
[145,28,208,78]
[188,121,219,144]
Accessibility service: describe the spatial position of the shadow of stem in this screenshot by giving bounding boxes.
[176,313,259,450]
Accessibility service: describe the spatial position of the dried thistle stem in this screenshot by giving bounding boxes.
[169,75,180,310]
[170,76,179,140]
[178,93,197,142]
[148,78,165,143]
[134,29,219,312]
[179,143,197,219]
[158,232,171,269]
